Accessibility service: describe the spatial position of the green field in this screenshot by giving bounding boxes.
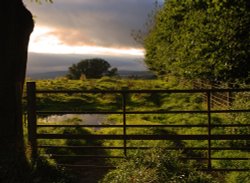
[24,77,250,183]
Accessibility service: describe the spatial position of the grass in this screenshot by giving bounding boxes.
[101,148,218,183]
[23,77,250,183]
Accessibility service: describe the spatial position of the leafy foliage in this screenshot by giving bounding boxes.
[101,148,217,183]
[66,58,118,79]
[144,0,250,84]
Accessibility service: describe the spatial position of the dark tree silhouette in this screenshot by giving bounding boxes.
[67,58,118,79]
[0,0,34,182]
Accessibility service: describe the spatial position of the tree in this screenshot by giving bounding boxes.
[0,0,42,182]
[67,58,118,79]
[144,0,250,84]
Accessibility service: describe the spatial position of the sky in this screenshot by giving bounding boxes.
[23,0,162,74]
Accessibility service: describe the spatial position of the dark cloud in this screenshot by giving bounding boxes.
[27,52,146,74]
[24,0,158,48]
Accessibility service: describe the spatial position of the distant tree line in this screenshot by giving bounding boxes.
[144,0,250,84]
[67,58,118,79]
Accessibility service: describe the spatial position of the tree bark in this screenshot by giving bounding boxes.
[0,0,34,182]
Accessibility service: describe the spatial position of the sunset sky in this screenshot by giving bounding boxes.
[23,0,162,74]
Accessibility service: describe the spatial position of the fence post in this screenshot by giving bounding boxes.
[207,91,212,170]
[122,91,127,157]
[227,91,233,107]
[27,82,37,160]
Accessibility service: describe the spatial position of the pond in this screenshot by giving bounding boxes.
[39,114,108,125]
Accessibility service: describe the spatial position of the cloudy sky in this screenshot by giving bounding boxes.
[23,0,162,74]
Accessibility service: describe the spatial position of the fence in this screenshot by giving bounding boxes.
[191,80,235,108]
[26,82,250,171]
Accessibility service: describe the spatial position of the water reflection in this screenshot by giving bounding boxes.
[40,114,107,125]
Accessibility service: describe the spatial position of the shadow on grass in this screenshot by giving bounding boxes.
[42,127,111,183]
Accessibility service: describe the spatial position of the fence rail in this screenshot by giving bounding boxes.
[26,82,250,171]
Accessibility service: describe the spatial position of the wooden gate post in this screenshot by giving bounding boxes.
[27,82,37,160]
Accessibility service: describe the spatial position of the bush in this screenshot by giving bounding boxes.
[225,171,250,183]
[100,148,218,183]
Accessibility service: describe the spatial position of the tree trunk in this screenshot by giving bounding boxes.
[0,0,34,182]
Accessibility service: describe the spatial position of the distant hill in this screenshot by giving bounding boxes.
[26,71,68,80]
[26,70,156,80]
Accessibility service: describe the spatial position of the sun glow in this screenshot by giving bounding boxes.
[29,26,145,56]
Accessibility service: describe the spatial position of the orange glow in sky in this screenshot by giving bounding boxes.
[29,26,145,56]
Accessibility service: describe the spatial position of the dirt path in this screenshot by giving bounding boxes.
[62,158,114,183]
[69,166,110,183]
